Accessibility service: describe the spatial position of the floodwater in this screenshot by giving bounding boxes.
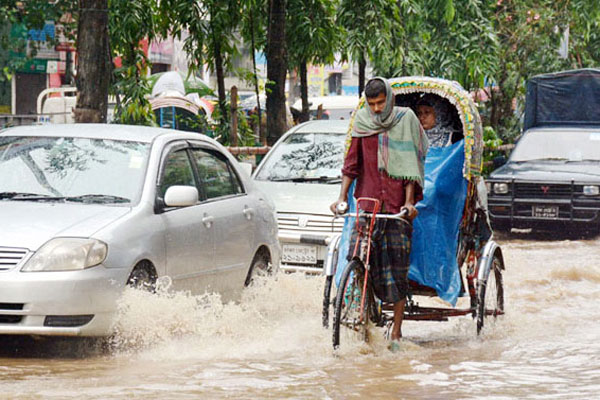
[1,232,599,399]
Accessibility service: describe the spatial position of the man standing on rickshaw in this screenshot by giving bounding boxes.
[330,77,428,348]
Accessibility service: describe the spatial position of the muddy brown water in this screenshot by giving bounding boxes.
[1,231,599,399]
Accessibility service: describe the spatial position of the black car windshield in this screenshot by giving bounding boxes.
[510,130,600,162]
[254,132,345,182]
[0,136,150,204]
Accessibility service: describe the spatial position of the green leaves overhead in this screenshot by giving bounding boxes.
[286,0,341,68]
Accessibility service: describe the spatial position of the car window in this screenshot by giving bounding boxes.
[254,132,345,181]
[159,149,196,197]
[511,130,600,162]
[191,149,243,199]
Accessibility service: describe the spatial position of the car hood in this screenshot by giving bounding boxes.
[0,202,132,250]
[490,161,600,182]
[253,181,339,215]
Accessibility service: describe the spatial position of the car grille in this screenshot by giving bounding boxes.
[0,315,22,324]
[277,213,344,233]
[0,247,29,271]
[0,303,25,324]
[514,183,572,198]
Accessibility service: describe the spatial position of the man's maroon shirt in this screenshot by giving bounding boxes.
[342,135,423,213]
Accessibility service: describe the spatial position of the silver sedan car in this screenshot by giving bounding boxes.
[0,124,280,336]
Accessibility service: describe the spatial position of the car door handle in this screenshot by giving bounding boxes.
[202,215,214,228]
[243,207,254,220]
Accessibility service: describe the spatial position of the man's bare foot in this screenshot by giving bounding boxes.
[390,329,402,341]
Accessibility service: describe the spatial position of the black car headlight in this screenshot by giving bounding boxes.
[583,185,599,196]
[493,182,509,195]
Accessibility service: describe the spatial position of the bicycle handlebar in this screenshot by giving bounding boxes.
[333,207,410,221]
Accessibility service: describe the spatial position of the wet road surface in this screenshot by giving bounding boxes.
[1,231,599,399]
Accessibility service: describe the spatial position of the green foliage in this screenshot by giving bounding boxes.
[482,125,505,176]
[108,0,157,126]
[286,0,341,69]
[0,0,76,81]
[210,105,258,147]
[158,0,242,122]
[337,0,403,77]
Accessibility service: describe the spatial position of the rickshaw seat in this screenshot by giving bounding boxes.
[408,279,438,297]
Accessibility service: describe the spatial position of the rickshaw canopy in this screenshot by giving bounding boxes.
[348,76,484,180]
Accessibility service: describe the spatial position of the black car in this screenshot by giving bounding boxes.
[487,68,600,233]
[487,127,600,232]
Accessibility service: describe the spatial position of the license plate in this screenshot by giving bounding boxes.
[282,244,317,264]
[532,205,559,218]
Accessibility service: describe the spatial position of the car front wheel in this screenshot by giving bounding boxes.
[126,261,157,292]
[244,249,271,286]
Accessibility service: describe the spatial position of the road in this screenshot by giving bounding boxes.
[1,231,599,399]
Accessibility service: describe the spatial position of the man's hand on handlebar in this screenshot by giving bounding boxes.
[401,204,418,220]
[330,199,348,215]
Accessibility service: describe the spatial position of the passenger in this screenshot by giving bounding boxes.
[416,95,457,147]
[330,77,428,350]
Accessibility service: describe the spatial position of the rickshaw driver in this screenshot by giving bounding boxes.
[330,77,428,346]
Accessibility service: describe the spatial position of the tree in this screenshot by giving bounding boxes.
[266,0,288,144]
[108,0,157,125]
[388,0,498,91]
[336,0,402,96]
[158,0,242,142]
[74,0,110,123]
[239,0,268,143]
[286,0,341,122]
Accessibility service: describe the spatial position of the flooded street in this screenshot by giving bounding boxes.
[1,232,599,399]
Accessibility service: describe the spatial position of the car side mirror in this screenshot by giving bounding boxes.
[164,185,198,207]
[492,155,507,169]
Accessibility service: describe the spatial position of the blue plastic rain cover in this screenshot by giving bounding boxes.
[409,140,467,306]
[335,181,356,287]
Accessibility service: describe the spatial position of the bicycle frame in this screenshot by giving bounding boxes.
[350,197,381,324]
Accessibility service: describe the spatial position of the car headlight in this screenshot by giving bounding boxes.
[21,238,107,272]
[493,182,509,194]
[583,185,599,196]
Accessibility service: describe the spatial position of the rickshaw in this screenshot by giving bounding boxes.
[322,76,506,349]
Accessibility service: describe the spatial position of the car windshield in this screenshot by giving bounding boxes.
[254,131,345,182]
[510,130,600,162]
[0,136,150,204]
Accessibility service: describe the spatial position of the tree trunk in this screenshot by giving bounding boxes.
[266,0,288,145]
[74,0,110,123]
[249,10,265,144]
[358,53,366,97]
[299,61,309,123]
[214,37,228,123]
[230,85,238,146]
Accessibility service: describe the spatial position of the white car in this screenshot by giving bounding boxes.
[252,120,349,273]
[0,124,280,336]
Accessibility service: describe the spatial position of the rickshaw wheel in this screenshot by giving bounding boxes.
[322,275,334,328]
[332,260,370,349]
[476,254,505,334]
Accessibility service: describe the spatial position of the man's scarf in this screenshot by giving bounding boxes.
[352,77,429,186]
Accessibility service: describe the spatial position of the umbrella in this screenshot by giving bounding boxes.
[149,71,214,98]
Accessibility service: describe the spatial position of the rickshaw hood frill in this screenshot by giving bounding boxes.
[347,76,484,181]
